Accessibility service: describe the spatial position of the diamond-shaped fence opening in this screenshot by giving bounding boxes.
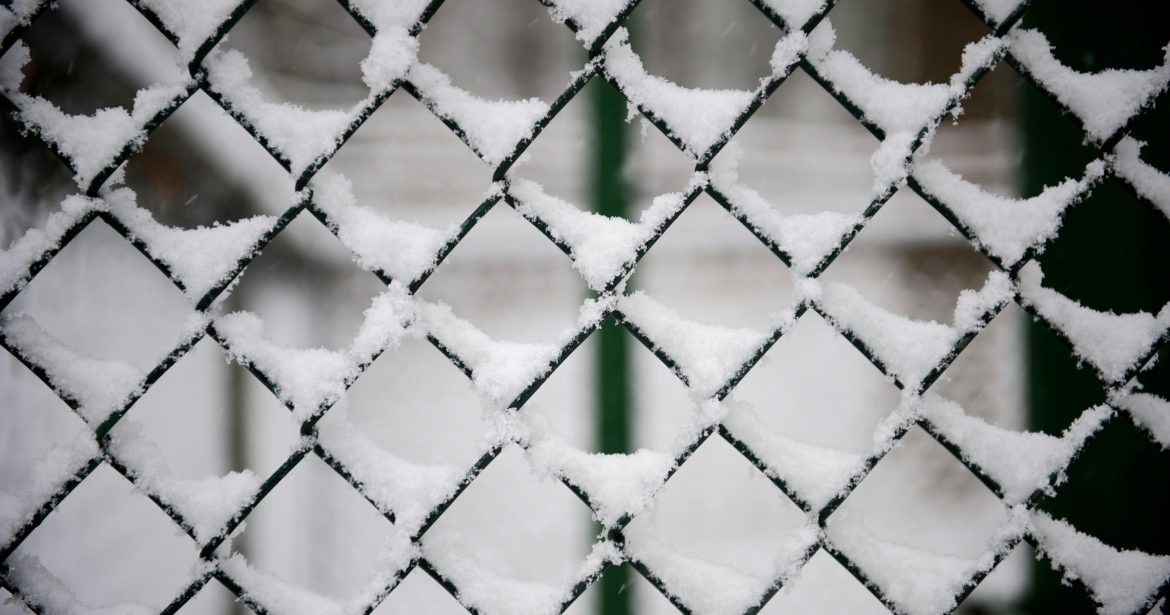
[1,0,1168,613]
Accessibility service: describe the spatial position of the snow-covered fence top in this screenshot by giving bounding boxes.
[1,0,1169,614]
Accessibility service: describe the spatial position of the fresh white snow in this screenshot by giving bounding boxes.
[316,418,464,536]
[1,42,189,188]
[1018,262,1170,383]
[221,553,349,615]
[827,510,1024,615]
[913,158,1105,267]
[806,270,1013,389]
[204,50,352,176]
[422,534,564,615]
[769,31,809,78]
[525,431,673,527]
[135,0,245,63]
[721,403,862,512]
[806,25,1003,137]
[0,0,46,42]
[618,291,777,398]
[509,178,689,291]
[542,0,633,47]
[1008,29,1170,143]
[922,395,1112,503]
[216,286,414,421]
[0,313,144,424]
[414,296,610,407]
[1112,138,1170,222]
[0,194,106,298]
[0,34,30,87]
[204,28,416,177]
[361,29,419,93]
[413,301,558,407]
[803,27,1006,195]
[107,421,260,543]
[868,131,917,195]
[1030,511,1170,615]
[966,0,1026,27]
[624,535,775,615]
[603,29,756,157]
[1111,392,1170,449]
[0,432,97,547]
[220,539,416,615]
[104,187,275,302]
[311,172,453,285]
[4,554,156,615]
[711,146,860,275]
[809,45,952,136]
[219,525,416,615]
[347,0,431,32]
[408,63,548,167]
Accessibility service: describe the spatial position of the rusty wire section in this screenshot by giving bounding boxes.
[0,0,1168,613]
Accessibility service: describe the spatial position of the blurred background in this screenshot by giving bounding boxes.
[1,0,1166,613]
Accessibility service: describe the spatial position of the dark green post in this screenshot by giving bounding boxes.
[1023,1,1170,611]
[592,72,634,615]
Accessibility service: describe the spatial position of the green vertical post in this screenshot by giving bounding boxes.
[1024,1,1170,611]
[592,68,634,615]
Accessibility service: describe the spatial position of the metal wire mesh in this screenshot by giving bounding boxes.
[0,0,1168,613]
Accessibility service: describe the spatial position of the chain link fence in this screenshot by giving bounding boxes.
[1,0,1169,613]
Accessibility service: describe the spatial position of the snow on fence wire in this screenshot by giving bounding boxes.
[0,0,1169,613]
